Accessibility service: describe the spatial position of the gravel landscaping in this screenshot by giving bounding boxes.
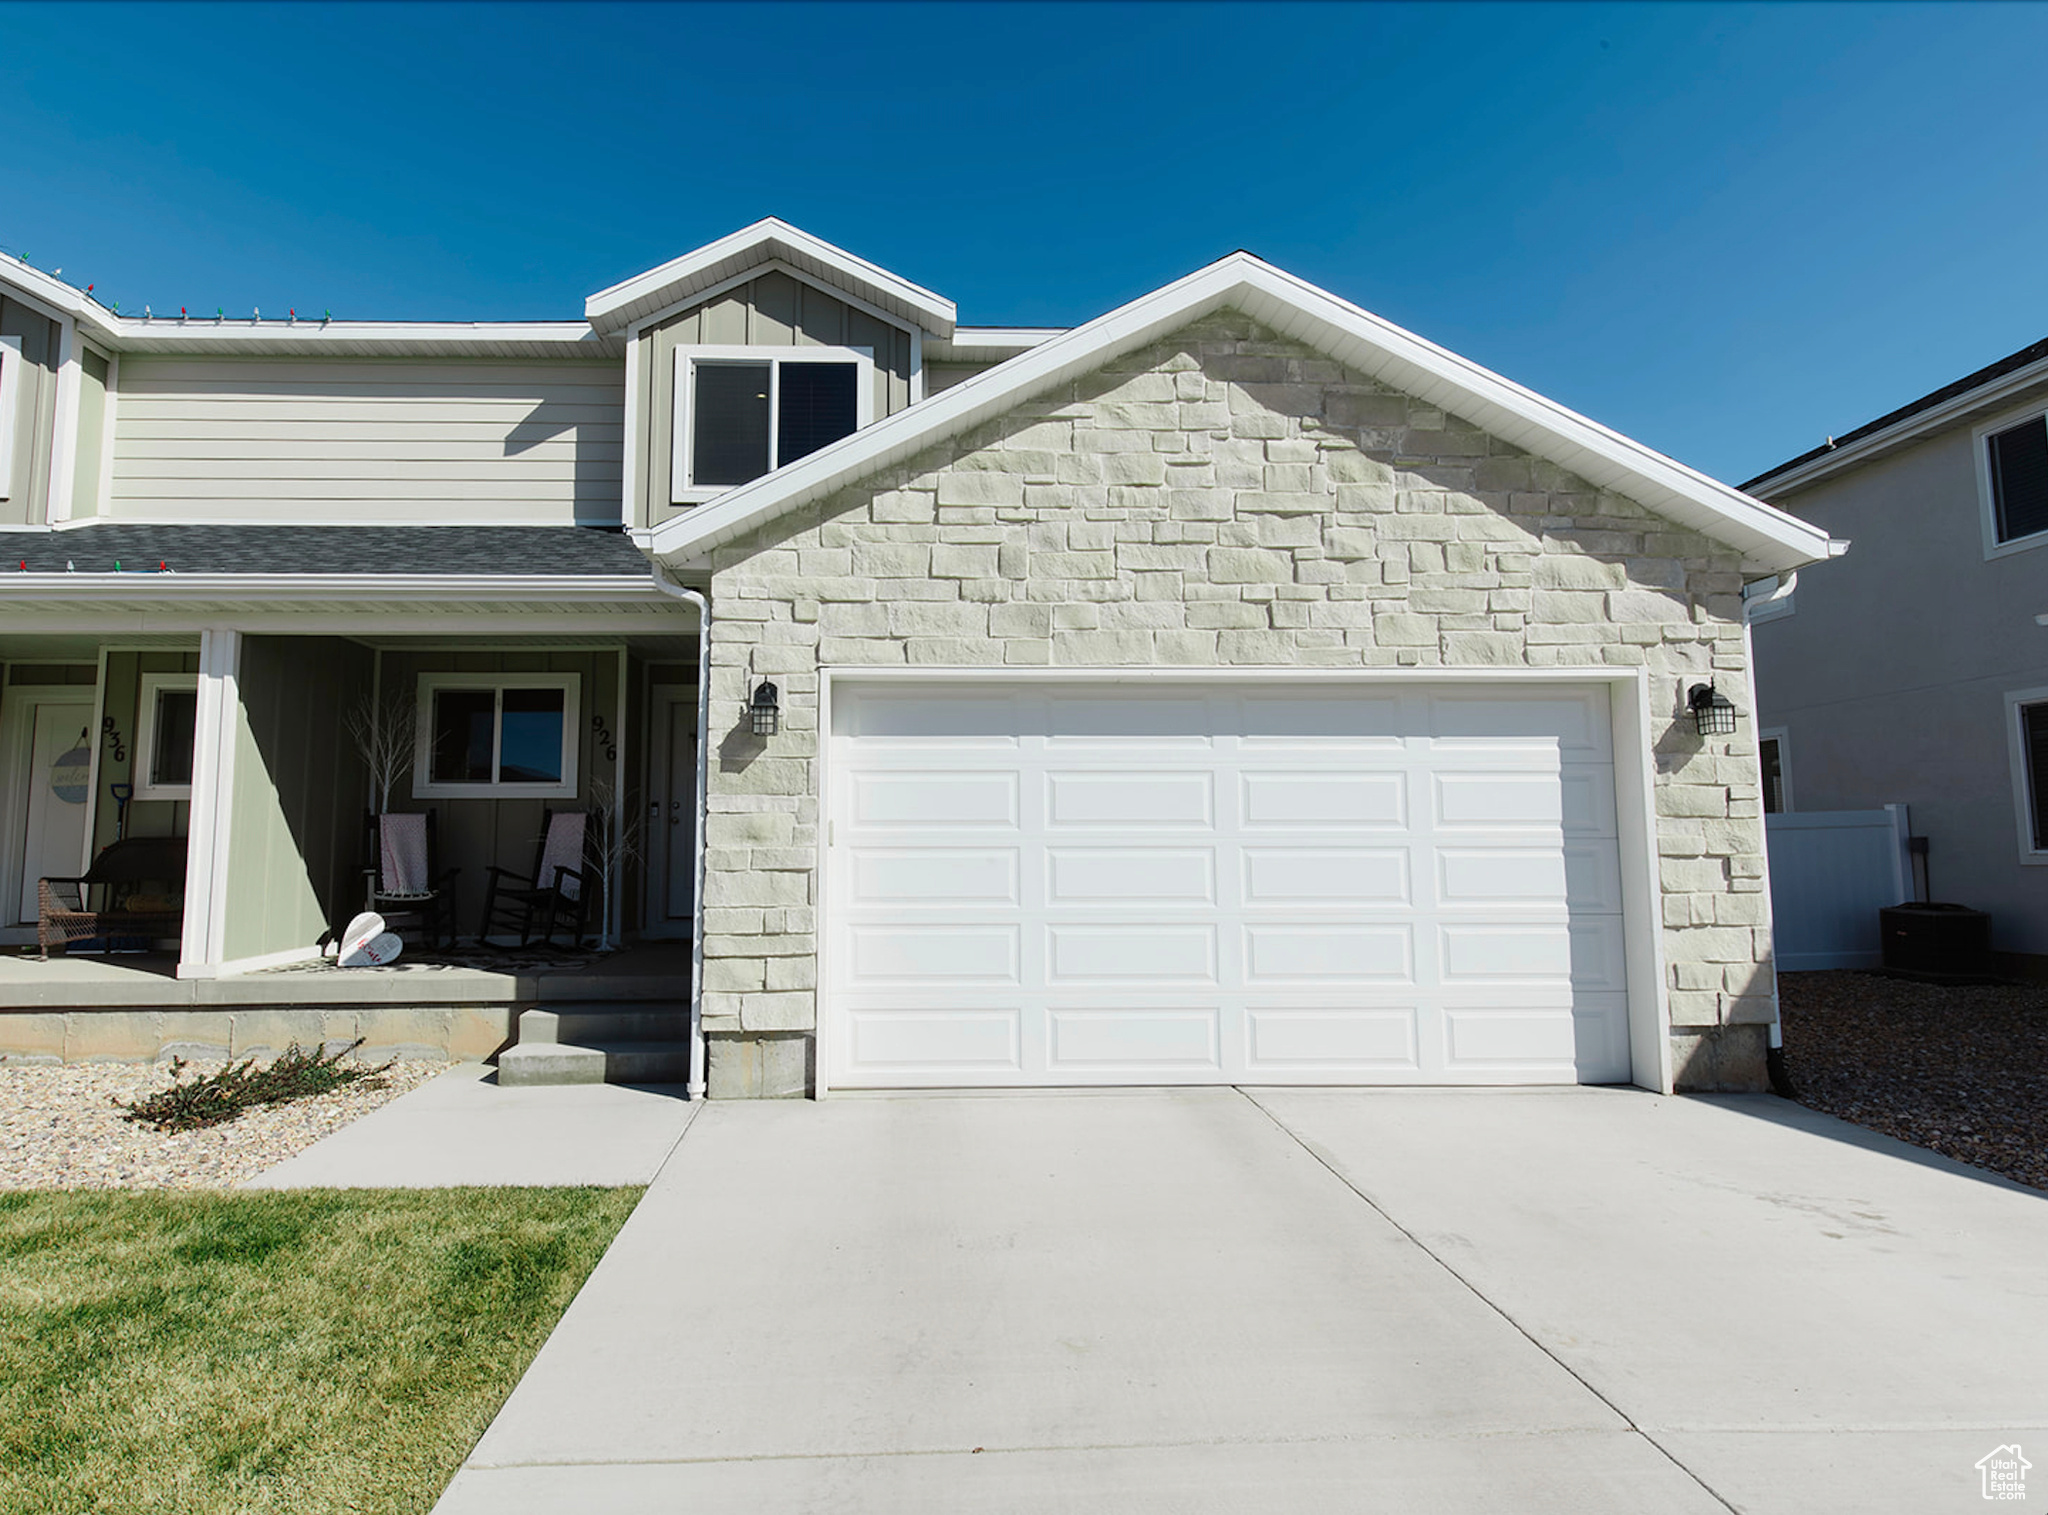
[1778,970,2048,1192]
[0,1056,445,1190]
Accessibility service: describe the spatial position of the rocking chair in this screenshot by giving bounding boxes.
[363,810,459,950]
[479,808,592,949]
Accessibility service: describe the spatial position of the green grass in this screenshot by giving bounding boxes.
[0,1187,642,1515]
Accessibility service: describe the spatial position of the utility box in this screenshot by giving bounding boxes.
[1878,902,1993,979]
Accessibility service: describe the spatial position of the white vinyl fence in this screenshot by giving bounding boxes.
[1764,805,1913,971]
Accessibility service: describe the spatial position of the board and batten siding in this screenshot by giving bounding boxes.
[1,293,63,524]
[108,358,625,526]
[633,269,916,530]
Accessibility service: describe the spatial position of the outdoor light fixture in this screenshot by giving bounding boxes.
[1688,681,1738,737]
[749,680,781,738]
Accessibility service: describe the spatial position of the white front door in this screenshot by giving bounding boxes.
[645,687,697,935]
[824,680,1632,1089]
[14,695,95,926]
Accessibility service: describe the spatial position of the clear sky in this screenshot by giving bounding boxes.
[4,0,2045,484]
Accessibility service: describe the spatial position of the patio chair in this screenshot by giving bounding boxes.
[478,808,592,949]
[363,810,459,950]
[37,835,188,958]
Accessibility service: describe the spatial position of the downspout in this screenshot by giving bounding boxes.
[1741,572,1798,1098]
[650,564,712,1100]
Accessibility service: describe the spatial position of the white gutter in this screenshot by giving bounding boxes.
[1742,577,1795,1093]
[0,572,664,602]
[649,565,712,1100]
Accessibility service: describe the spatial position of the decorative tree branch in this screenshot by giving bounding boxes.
[344,693,418,815]
[584,775,643,953]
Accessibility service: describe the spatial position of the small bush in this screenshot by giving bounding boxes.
[117,1040,394,1133]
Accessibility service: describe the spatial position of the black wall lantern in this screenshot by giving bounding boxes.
[1687,681,1738,737]
[749,679,781,737]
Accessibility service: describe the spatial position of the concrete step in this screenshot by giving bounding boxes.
[516,1007,688,1046]
[497,1039,691,1087]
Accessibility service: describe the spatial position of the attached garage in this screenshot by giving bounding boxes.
[823,676,1649,1090]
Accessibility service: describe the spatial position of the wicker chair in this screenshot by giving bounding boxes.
[37,836,188,958]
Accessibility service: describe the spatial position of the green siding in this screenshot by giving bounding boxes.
[0,294,62,524]
[633,273,917,528]
[69,347,109,519]
[219,637,375,963]
[93,649,200,853]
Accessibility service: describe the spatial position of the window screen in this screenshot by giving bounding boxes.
[777,362,859,465]
[1990,416,2048,544]
[1759,738,1784,815]
[498,688,566,784]
[2025,704,2048,850]
[150,688,197,789]
[693,362,772,487]
[430,689,497,784]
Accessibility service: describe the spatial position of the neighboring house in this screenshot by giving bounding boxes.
[0,218,1836,1094]
[1743,337,2048,971]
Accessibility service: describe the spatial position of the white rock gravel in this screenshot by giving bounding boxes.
[0,1056,446,1190]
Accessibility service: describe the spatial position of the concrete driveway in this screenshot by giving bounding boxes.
[435,1088,2048,1514]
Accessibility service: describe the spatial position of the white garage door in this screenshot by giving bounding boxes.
[824,681,1632,1088]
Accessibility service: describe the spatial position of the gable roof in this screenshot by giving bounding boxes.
[584,218,956,339]
[646,252,1842,576]
[1742,334,2048,498]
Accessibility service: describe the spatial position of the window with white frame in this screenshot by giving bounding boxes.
[414,674,579,799]
[134,673,198,800]
[0,335,21,501]
[1981,408,2048,555]
[671,345,873,501]
[2007,686,2048,863]
[1757,727,1791,814]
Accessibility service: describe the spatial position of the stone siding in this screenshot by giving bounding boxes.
[701,313,1774,1093]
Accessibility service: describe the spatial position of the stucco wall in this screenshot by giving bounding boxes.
[1751,390,2048,955]
[700,313,1774,1094]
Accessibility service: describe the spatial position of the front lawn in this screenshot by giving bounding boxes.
[0,1187,641,1515]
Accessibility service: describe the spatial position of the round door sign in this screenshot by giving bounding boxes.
[50,741,90,805]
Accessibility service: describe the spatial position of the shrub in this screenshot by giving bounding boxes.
[118,1040,394,1132]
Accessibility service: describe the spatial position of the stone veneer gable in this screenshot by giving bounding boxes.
[697,312,1774,1096]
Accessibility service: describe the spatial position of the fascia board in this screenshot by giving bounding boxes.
[651,253,1840,576]
[1746,352,2048,500]
[0,573,663,602]
[585,218,956,339]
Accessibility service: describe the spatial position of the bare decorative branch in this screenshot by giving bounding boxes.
[344,694,418,814]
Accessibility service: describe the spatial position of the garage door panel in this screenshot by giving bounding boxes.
[852,770,1018,828]
[1046,848,1217,905]
[845,1008,1023,1073]
[1243,847,1411,906]
[1047,1008,1221,1069]
[1244,924,1415,983]
[1246,1006,1421,1071]
[1242,771,1407,828]
[1046,924,1218,983]
[851,848,1021,905]
[828,681,1633,1088]
[1047,771,1213,828]
[847,925,1022,985]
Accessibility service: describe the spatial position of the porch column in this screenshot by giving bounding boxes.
[175,628,242,979]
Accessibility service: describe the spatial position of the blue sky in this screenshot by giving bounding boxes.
[4,1,2044,484]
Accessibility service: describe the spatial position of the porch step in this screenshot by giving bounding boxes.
[497,1039,691,1087]
[498,1005,691,1087]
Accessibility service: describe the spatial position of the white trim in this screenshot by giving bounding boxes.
[1975,401,2048,561]
[585,218,956,338]
[0,336,20,501]
[133,671,198,800]
[1750,350,2048,500]
[621,332,643,529]
[670,345,875,503]
[0,610,692,637]
[810,665,1673,1098]
[2004,683,2048,865]
[909,328,924,406]
[46,321,79,526]
[186,941,325,980]
[0,573,661,603]
[1757,726,1793,815]
[650,252,1840,577]
[412,672,580,800]
[92,350,119,521]
[82,644,109,872]
[1742,572,1797,625]
[629,257,924,350]
[610,645,626,949]
[177,628,242,977]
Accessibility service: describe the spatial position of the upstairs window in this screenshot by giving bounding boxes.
[2009,687,2048,862]
[672,346,873,501]
[1984,412,2048,552]
[414,674,579,799]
